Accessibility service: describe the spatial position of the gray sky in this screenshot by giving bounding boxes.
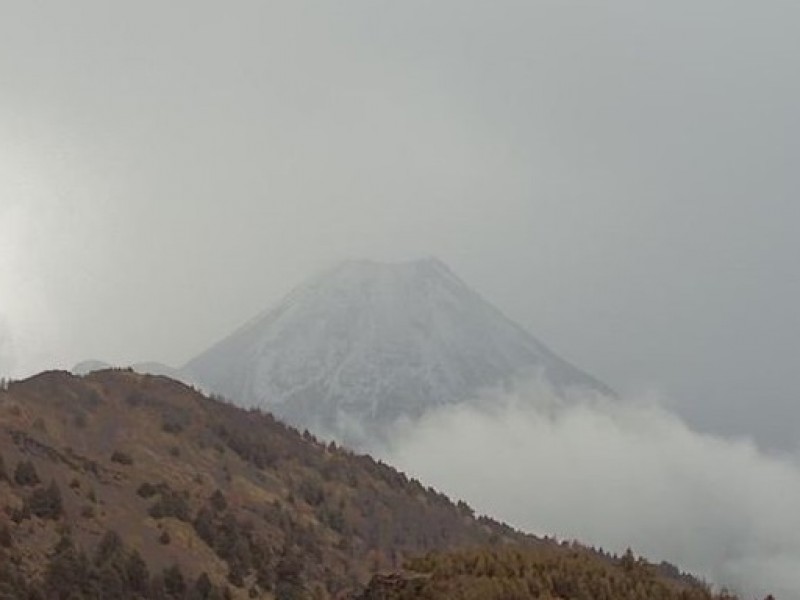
[1,1,799,449]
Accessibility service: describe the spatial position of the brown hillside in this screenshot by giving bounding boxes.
[0,370,750,600]
[0,369,529,598]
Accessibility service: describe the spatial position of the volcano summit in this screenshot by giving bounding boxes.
[182,259,610,447]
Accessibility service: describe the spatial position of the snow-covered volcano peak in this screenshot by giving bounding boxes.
[182,258,609,447]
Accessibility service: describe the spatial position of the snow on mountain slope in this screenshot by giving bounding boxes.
[182,258,611,447]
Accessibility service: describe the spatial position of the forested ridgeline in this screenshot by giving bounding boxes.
[358,546,760,600]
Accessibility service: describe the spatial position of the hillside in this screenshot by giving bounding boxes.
[0,369,530,599]
[182,258,611,448]
[0,370,747,599]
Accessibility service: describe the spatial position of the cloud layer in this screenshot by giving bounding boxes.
[381,385,800,599]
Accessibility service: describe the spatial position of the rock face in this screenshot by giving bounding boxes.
[182,258,610,447]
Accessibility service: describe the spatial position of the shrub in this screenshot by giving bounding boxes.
[14,460,40,487]
[25,480,63,519]
[110,451,133,466]
[137,482,159,498]
[298,476,324,507]
[210,489,228,513]
[149,490,191,522]
[162,408,190,434]
[163,564,186,596]
[94,530,123,566]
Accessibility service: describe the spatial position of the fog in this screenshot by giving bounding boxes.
[2,3,800,594]
[383,384,800,598]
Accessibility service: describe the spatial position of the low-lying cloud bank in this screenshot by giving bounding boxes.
[380,384,800,599]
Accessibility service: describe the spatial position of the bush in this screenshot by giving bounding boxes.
[111,451,134,466]
[94,530,123,566]
[14,460,40,487]
[25,480,63,520]
[210,489,228,513]
[149,490,191,522]
[163,564,186,596]
[137,482,160,498]
[162,408,190,434]
[298,477,325,507]
[126,550,150,594]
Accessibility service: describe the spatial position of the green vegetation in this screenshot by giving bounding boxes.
[359,546,743,600]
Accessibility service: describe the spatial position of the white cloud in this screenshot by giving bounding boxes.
[381,384,800,599]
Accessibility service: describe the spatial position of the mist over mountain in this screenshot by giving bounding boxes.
[181,258,611,447]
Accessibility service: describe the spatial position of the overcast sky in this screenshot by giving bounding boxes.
[1,1,799,449]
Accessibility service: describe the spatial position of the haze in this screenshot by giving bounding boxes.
[3,0,798,450]
[3,2,800,595]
